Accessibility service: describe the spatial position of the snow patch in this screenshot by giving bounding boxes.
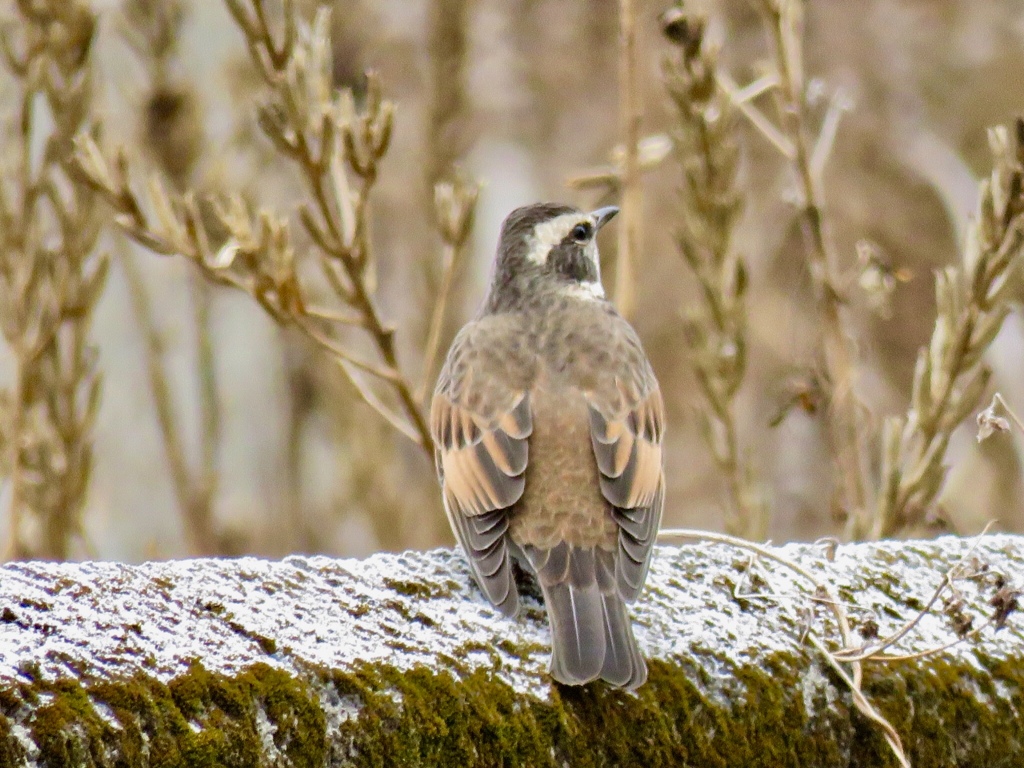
[0,535,1022,761]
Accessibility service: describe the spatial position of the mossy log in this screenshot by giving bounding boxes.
[0,535,1022,767]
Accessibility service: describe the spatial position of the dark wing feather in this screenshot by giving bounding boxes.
[588,369,665,603]
[432,320,533,616]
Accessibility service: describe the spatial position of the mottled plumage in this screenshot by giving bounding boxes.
[432,202,664,689]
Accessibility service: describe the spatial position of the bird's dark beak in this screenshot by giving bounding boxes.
[590,206,620,231]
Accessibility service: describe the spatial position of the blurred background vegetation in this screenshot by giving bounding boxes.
[2,0,1024,562]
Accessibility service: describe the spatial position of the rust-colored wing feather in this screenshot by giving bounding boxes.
[432,319,533,616]
[588,371,665,602]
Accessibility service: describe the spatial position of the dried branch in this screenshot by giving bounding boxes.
[659,527,906,766]
[875,122,1024,538]
[565,134,672,193]
[661,6,766,539]
[749,0,872,534]
[425,0,472,192]
[219,2,433,453]
[417,176,478,403]
[614,0,642,319]
[660,524,1018,767]
[116,0,228,555]
[0,1,106,560]
[73,1,434,456]
[117,241,220,554]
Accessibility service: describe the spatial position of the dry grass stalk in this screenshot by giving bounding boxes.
[874,122,1024,538]
[417,177,478,403]
[614,0,642,319]
[565,134,673,193]
[418,0,477,403]
[661,6,765,540]
[116,0,229,555]
[425,0,471,192]
[118,240,224,553]
[660,524,1018,768]
[72,0,435,456]
[0,1,106,560]
[748,0,872,534]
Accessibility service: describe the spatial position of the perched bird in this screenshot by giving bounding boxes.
[431,202,665,689]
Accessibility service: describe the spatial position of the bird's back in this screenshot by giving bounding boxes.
[432,202,663,690]
[508,299,627,553]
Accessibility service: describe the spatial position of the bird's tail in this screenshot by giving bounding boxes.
[527,544,647,689]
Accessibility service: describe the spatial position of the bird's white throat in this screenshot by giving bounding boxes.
[559,281,606,300]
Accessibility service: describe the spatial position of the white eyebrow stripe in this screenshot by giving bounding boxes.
[524,213,586,265]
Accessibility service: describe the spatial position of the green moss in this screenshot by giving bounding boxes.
[857,654,1024,768]
[9,661,325,768]
[382,578,438,600]
[223,618,278,655]
[3,647,1024,766]
[0,712,26,767]
[382,599,413,620]
[320,652,855,767]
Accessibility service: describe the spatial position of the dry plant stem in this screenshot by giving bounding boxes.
[418,240,461,403]
[417,178,478,403]
[425,0,470,191]
[120,0,225,554]
[229,0,433,455]
[987,392,1024,435]
[714,71,793,158]
[757,0,871,534]
[1,2,106,560]
[79,0,434,455]
[118,245,218,554]
[806,634,906,762]
[73,141,427,451]
[614,0,642,319]
[875,123,1024,538]
[419,0,475,403]
[833,521,994,662]
[660,524,1009,765]
[662,8,763,539]
[660,527,906,766]
[192,275,220,507]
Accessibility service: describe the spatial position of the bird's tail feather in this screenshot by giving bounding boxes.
[599,592,647,688]
[531,544,647,689]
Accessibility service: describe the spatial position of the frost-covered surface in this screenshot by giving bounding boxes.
[0,535,1023,767]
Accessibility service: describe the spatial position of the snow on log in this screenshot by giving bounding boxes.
[0,535,1022,767]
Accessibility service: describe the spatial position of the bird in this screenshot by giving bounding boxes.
[431,202,665,689]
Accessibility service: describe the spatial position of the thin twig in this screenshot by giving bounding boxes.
[417,177,478,403]
[72,2,438,456]
[833,522,994,661]
[1,1,105,560]
[661,7,765,538]
[715,71,795,158]
[755,0,872,533]
[614,0,642,319]
[656,527,1009,767]
[876,123,1024,537]
[418,240,460,403]
[808,635,907,764]
[118,241,220,554]
[191,273,221,524]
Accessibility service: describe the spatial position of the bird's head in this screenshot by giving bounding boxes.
[483,202,619,313]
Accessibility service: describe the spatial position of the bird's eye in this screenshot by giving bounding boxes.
[571,222,592,242]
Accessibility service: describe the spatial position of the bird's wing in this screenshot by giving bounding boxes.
[586,332,665,602]
[431,318,533,616]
